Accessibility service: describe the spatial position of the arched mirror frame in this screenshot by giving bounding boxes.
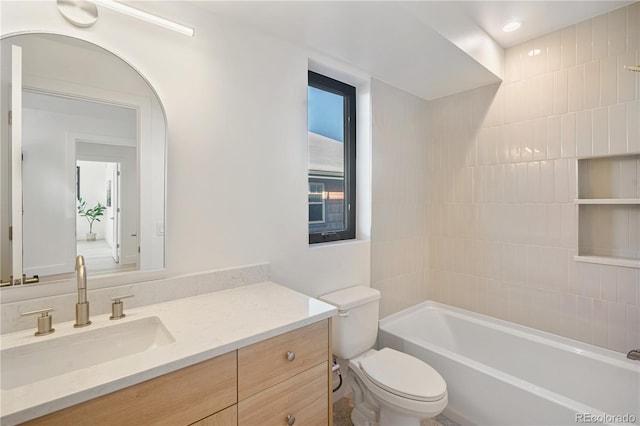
[1,31,169,298]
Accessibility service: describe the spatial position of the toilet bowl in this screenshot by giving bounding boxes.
[319,286,448,426]
[348,348,448,426]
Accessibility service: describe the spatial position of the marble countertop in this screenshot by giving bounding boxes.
[0,282,337,425]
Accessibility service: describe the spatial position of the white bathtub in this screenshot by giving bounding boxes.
[378,301,640,426]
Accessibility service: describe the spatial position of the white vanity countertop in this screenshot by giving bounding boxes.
[0,282,337,425]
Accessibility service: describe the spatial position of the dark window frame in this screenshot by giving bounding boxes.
[308,71,356,244]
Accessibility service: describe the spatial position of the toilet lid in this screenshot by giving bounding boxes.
[359,348,446,402]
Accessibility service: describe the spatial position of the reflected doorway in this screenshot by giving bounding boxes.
[76,161,134,274]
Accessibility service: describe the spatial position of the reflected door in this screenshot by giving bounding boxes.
[22,91,77,276]
[10,45,23,283]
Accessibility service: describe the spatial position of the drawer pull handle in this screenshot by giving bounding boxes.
[286,414,296,425]
[286,351,296,362]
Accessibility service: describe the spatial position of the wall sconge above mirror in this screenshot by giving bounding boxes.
[1,33,167,287]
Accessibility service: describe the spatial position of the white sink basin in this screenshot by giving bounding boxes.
[1,316,175,390]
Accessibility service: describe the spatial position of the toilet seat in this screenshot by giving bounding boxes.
[359,348,446,402]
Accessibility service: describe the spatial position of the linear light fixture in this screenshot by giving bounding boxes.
[92,0,195,37]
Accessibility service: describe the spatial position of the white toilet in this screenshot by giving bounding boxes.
[320,286,447,426]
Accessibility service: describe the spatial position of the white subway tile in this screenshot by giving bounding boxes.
[627,305,640,349]
[509,123,521,163]
[533,36,548,76]
[592,107,609,156]
[561,205,578,249]
[505,46,522,84]
[618,52,637,103]
[579,261,601,298]
[627,101,639,153]
[514,244,528,285]
[520,120,534,162]
[547,115,562,159]
[600,55,617,107]
[540,160,555,203]
[554,68,569,115]
[591,298,609,348]
[592,14,609,60]
[554,159,569,202]
[561,25,577,69]
[568,65,584,112]
[561,112,577,158]
[628,3,640,52]
[575,295,592,342]
[498,125,510,164]
[527,245,542,287]
[576,110,593,156]
[600,265,618,302]
[524,78,540,120]
[539,74,555,117]
[608,6,627,56]
[609,103,627,155]
[607,302,627,352]
[528,162,541,203]
[568,159,578,201]
[504,163,516,203]
[546,205,562,247]
[503,243,516,283]
[584,60,601,109]
[487,126,499,165]
[533,117,547,160]
[547,30,562,72]
[617,267,639,305]
[576,20,593,65]
[520,41,534,81]
[516,162,528,203]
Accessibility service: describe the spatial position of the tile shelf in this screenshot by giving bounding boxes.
[574,199,640,205]
[574,255,640,269]
[576,154,640,269]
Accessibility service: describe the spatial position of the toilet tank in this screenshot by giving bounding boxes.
[319,286,381,360]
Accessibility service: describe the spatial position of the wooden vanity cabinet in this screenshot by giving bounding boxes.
[238,320,330,426]
[23,351,237,426]
[22,319,332,426]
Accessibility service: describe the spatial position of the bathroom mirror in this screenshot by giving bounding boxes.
[0,33,166,285]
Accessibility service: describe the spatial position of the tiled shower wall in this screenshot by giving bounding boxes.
[371,79,430,318]
[427,3,639,353]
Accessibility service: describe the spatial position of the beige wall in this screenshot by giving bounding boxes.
[427,3,639,353]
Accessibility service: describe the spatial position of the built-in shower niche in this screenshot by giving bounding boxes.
[575,154,640,268]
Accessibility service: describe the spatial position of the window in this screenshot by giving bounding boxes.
[308,71,356,244]
[308,182,325,223]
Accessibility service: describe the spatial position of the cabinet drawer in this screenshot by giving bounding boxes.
[238,362,328,426]
[190,405,237,426]
[238,320,328,400]
[24,351,237,426]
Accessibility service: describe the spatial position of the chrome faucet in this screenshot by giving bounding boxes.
[628,349,640,361]
[73,255,91,328]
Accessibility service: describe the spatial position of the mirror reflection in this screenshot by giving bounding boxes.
[1,33,166,284]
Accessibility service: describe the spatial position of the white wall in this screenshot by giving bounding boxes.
[426,3,639,353]
[0,1,370,298]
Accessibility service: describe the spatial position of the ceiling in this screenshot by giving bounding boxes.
[193,1,633,100]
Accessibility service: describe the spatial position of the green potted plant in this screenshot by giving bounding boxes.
[77,197,106,241]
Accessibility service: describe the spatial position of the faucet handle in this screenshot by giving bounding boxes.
[110,294,134,320]
[21,308,55,336]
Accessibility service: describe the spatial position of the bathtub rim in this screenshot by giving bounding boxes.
[379,300,638,372]
[378,300,639,425]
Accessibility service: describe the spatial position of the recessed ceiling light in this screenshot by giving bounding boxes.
[528,49,541,57]
[502,21,522,32]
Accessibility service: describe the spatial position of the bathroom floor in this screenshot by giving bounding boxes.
[333,395,460,426]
